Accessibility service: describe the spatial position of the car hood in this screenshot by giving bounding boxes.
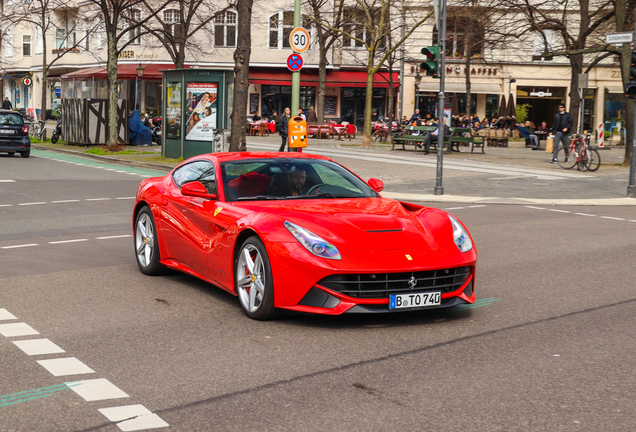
[236,198,454,251]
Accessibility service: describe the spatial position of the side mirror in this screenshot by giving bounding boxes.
[367,178,384,193]
[181,181,217,199]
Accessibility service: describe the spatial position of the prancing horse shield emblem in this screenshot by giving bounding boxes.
[408,276,417,290]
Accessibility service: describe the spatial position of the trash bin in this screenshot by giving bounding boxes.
[288,116,308,149]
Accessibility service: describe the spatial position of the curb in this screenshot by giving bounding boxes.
[382,192,636,206]
[31,144,173,172]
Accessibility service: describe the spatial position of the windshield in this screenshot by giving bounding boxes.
[0,113,23,126]
[221,158,380,202]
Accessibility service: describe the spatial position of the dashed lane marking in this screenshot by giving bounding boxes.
[548,209,571,213]
[525,206,633,224]
[18,202,46,206]
[0,323,40,337]
[1,244,38,249]
[0,180,16,182]
[85,198,111,201]
[51,199,80,203]
[13,338,66,356]
[524,206,546,210]
[574,213,596,217]
[444,207,465,210]
[66,379,129,402]
[466,205,487,208]
[48,239,89,245]
[0,309,17,320]
[1,197,136,207]
[600,216,626,221]
[98,405,169,431]
[116,197,136,200]
[0,204,13,207]
[36,358,95,377]
[96,235,132,240]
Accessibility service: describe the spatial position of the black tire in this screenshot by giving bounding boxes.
[20,150,30,158]
[134,206,165,275]
[234,236,281,320]
[371,131,382,143]
[8,152,15,156]
[556,146,576,169]
[582,148,601,172]
[51,133,59,144]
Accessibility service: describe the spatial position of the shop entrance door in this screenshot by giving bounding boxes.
[518,98,562,128]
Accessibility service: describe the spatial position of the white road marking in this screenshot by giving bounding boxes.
[0,322,40,337]
[48,239,89,244]
[548,209,571,213]
[116,197,136,200]
[574,213,596,217]
[51,199,80,203]
[18,202,47,206]
[630,220,636,223]
[0,204,13,207]
[96,235,132,240]
[99,405,169,431]
[13,338,66,356]
[0,309,17,320]
[66,378,129,402]
[467,205,487,208]
[444,207,465,210]
[600,216,626,221]
[524,206,546,210]
[85,198,111,201]
[139,175,153,178]
[37,357,95,377]
[0,179,16,182]
[1,243,39,249]
[126,172,138,175]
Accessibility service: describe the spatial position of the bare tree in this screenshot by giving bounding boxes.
[316,0,432,146]
[142,0,235,69]
[84,0,171,148]
[228,0,253,152]
[304,0,344,124]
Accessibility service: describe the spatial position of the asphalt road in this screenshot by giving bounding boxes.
[1,150,635,431]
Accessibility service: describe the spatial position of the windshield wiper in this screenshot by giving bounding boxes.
[236,195,285,201]
[310,193,356,199]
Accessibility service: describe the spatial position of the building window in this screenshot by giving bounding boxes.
[342,8,384,49]
[55,28,66,49]
[433,16,484,59]
[268,11,310,49]
[2,28,13,58]
[126,9,142,45]
[532,30,555,61]
[22,35,31,56]
[214,10,236,47]
[163,9,181,38]
[83,21,90,50]
[34,26,42,54]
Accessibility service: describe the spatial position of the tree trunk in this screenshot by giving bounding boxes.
[465,55,472,119]
[619,43,634,166]
[175,49,186,70]
[41,21,47,122]
[362,70,374,147]
[568,54,583,134]
[106,31,119,149]
[317,41,327,124]
[386,63,394,145]
[229,0,253,152]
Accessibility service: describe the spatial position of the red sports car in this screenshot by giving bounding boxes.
[133,152,476,320]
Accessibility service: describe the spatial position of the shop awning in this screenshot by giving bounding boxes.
[418,82,502,94]
[61,64,181,80]
[249,69,400,88]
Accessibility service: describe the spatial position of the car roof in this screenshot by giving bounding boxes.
[0,110,20,114]
[203,152,333,163]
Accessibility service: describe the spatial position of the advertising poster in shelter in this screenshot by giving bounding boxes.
[185,83,218,140]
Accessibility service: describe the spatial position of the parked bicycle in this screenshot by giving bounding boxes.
[555,133,600,172]
[30,120,47,141]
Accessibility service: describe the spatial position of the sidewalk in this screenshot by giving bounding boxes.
[31,135,636,206]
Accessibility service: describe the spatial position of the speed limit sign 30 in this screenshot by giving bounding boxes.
[289,27,310,53]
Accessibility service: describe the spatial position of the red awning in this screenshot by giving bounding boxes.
[61,64,181,80]
[249,69,399,88]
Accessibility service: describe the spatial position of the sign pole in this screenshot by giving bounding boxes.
[434,0,446,196]
[292,0,301,118]
[628,20,636,198]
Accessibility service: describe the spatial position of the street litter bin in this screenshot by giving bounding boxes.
[288,116,308,149]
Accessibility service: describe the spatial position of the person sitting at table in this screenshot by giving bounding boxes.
[420,117,451,154]
[401,116,410,126]
[517,122,539,148]
[537,121,549,133]
[472,114,480,125]
[473,121,482,130]
[524,120,534,133]
[298,108,306,121]
[252,112,261,122]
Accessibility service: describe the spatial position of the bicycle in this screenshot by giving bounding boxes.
[29,120,47,141]
[555,133,600,172]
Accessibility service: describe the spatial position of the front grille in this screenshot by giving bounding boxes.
[318,266,471,299]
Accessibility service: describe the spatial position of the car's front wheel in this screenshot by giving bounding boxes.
[134,206,164,275]
[235,236,280,320]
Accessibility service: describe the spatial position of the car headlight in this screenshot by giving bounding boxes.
[284,221,341,260]
[448,215,473,252]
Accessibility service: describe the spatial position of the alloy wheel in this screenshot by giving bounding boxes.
[135,213,154,268]
[236,244,266,313]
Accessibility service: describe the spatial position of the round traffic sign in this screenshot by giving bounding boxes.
[22,76,32,87]
[289,27,310,53]
[287,53,304,72]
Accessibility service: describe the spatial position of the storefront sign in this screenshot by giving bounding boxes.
[530,92,552,97]
[22,76,32,87]
[447,67,497,76]
[118,50,158,59]
[185,83,218,141]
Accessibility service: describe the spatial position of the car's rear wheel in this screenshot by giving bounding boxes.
[235,236,280,320]
[8,152,14,156]
[134,206,164,275]
[20,150,30,158]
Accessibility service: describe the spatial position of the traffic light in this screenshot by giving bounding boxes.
[625,50,636,99]
[421,45,441,79]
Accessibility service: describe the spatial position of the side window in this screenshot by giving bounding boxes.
[173,161,217,194]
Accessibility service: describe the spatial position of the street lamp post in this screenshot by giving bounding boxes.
[508,76,516,96]
[136,63,144,112]
[414,69,422,115]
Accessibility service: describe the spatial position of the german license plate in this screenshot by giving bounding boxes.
[389,292,441,310]
[0,130,15,134]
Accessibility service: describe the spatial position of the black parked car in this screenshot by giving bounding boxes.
[0,110,31,158]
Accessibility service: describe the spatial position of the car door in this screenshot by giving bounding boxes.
[161,160,219,278]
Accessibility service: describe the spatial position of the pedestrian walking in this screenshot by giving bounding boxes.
[278,107,291,152]
[2,97,12,110]
[550,103,573,163]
